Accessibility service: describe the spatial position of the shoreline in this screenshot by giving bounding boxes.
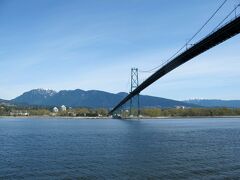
[0,116,111,119]
[1,115,240,119]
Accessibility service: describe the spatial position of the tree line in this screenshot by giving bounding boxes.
[1,105,240,117]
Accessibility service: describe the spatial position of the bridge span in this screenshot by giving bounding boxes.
[110,15,240,114]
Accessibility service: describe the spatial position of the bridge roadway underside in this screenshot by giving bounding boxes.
[110,16,240,114]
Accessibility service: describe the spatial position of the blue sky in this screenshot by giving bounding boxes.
[0,0,240,100]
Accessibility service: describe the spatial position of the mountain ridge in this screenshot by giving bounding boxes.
[3,89,240,109]
[10,89,198,108]
[184,99,240,108]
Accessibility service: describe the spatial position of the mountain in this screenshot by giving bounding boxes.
[11,89,198,108]
[12,89,57,106]
[0,99,6,103]
[184,99,240,108]
[0,99,11,106]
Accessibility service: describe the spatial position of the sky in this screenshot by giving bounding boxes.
[0,0,240,100]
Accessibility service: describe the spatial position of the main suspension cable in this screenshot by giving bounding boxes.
[139,0,228,73]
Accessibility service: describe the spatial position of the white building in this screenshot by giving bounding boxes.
[10,110,29,116]
[53,107,59,113]
[176,106,186,110]
[61,105,67,111]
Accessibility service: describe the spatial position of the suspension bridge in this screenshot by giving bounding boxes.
[110,2,240,116]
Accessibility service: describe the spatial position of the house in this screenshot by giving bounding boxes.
[61,105,67,111]
[53,107,59,113]
[176,106,186,110]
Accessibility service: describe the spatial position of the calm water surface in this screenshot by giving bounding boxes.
[1,117,240,179]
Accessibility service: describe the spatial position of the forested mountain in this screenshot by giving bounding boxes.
[185,99,240,108]
[11,89,198,108]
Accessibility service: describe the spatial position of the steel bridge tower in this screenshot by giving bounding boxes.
[130,68,140,117]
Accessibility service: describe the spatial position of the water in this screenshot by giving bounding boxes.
[1,117,240,179]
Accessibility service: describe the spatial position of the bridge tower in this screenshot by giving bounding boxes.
[130,68,140,117]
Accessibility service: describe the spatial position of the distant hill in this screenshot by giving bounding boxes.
[11,89,198,109]
[11,89,57,106]
[0,99,11,106]
[184,99,240,108]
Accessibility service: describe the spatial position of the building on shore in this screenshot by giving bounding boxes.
[10,110,29,116]
[53,107,59,113]
[176,106,186,110]
[61,105,67,111]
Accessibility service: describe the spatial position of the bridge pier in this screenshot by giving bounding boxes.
[129,94,140,118]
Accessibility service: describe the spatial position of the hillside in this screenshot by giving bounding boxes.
[0,99,11,106]
[184,99,240,108]
[11,89,198,108]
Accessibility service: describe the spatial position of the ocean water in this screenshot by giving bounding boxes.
[1,117,240,179]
